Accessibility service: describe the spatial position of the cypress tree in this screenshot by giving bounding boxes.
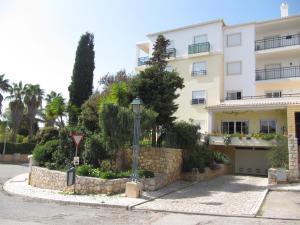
[68,32,95,125]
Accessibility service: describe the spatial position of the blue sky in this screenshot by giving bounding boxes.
[0,0,299,101]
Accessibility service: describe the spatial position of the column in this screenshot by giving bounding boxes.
[288,136,299,182]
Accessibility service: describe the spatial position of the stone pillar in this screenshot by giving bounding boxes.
[288,137,299,182]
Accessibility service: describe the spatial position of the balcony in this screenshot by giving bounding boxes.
[137,56,149,66]
[255,34,300,51]
[191,70,207,76]
[209,136,276,147]
[256,66,300,81]
[188,42,210,54]
[166,48,176,58]
[191,98,206,105]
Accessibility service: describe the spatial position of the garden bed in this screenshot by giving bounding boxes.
[181,164,232,182]
[29,166,168,194]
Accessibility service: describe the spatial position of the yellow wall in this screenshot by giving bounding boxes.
[169,54,224,130]
[213,109,287,134]
[256,80,300,96]
[287,105,300,137]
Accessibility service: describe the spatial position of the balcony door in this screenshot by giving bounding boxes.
[265,63,281,79]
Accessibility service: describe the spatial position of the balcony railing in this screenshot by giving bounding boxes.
[255,34,300,51]
[256,66,300,81]
[166,48,176,58]
[137,56,149,66]
[191,98,206,105]
[221,93,300,102]
[188,42,210,54]
[191,70,207,76]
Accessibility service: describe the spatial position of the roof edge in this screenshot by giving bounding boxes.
[147,19,225,37]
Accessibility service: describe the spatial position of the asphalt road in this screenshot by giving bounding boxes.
[0,163,300,225]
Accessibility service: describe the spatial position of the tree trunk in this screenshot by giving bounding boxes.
[115,149,125,172]
[151,125,157,147]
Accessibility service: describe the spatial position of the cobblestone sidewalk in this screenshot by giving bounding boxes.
[3,173,192,208]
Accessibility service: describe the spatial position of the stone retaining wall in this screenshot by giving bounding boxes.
[0,154,29,163]
[124,147,182,188]
[29,166,169,194]
[181,164,232,182]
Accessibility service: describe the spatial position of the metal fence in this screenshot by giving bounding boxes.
[256,66,300,81]
[188,42,210,54]
[255,34,300,51]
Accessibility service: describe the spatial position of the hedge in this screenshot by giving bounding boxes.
[0,143,35,154]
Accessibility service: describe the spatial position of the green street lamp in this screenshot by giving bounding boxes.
[130,97,143,181]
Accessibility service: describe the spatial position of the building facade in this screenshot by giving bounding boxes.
[135,7,300,176]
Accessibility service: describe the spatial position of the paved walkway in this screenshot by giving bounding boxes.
[134,175,268,216]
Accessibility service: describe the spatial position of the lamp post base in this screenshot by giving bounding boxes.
[125,181,143,198]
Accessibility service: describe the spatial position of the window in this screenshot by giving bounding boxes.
[221,121,249,134]
[194,34,207,44]
[226,91,242,100]
[265,91,282,98]
[165,65,173,72]
[192,90,206,104]
[192,61,207,76]
[227,61,242,75]
[227,33,241,47]
[260,120,276,133]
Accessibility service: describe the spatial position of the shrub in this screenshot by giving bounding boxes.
[212,151,230,164]
[100,159,112,171]
[267,135,288,168]
[32,140,59,166]
[138,169,154,178]
[76,164,93,176]
[35,127,59,145]
[82,133,107,167]
[172,121,200,150]
[0,143,35,154]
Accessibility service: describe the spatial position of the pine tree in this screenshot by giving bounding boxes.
[68,32,95,125]
[132,35,184,145]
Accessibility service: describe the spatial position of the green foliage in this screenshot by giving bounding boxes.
[172,121,200,150]
[182,144,212,173]
[32,140,59,166]
[0,74,10,114]
[212,151,230,164]
[0,142,35,154]
[83,133,107,167]
[76,164,93,176]
[76,164,154,179]
[100,159,112,171]
[45,95,66,128]
[131,35,184,145]
[35,127,59,145]
[24,84,44,143]
[99,103,133,160]
[99,70,132,94]
[267,135,288,168]
[105,82,130,107]
[78,92,101,132]
[68,32,95,125]
[252,133,277,140]
[138,169,154,178]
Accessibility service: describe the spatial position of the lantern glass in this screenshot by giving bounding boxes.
[131,97,143,114]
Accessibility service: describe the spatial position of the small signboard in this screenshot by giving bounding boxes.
[67,167,75,186]
[74,156,80,166]
[71,133,84,148]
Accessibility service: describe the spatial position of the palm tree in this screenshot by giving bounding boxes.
[7,82,25,143]
[0,74,11,114]
[43,91,62,127]
[45,91,61,104]
[24,84,44,143]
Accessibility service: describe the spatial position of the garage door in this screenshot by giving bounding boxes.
[235,147,269,176]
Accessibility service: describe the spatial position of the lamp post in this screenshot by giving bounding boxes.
[130,97,143,182]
